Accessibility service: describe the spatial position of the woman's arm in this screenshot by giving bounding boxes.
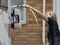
[22,5,48,22]
[31,7,48,22]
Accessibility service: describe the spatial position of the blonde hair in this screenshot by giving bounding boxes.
[46,10,57,21]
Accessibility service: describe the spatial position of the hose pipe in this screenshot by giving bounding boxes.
[18,5,39,24]
[29,8,39,24]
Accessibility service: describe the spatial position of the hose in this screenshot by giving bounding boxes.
[29,8,38,24]
[18,5,39,24]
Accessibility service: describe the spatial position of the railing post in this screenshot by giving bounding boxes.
[42,0,46,45]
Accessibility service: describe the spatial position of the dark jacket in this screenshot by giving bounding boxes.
[47,18,60,45]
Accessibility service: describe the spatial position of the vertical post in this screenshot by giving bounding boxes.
[23,0,26,24]
[8,0,11,14]
[42,0,46,45]
[8,0,11,45]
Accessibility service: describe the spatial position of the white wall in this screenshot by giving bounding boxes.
[53,0,60,31]
[0,9,11,45]
[1,0,8,6]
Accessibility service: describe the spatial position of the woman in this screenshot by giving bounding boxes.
[22,5,60,45]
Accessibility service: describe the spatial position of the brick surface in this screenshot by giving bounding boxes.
[11,0,53,45]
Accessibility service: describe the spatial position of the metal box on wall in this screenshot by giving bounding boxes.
[11,0,26,24]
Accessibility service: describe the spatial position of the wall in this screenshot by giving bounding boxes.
[11,0,53,45]
[53,0,60,31]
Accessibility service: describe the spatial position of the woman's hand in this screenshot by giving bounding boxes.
[22,5,32,8]
[46,42,49,45]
